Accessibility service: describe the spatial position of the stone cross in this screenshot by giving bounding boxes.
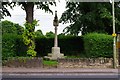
[53,11,59,47]
[44,11,64,60]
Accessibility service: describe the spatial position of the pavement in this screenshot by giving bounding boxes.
[2,67,120,80]
[2,67,119,74]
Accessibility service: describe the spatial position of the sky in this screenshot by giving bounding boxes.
[2,1,70,35]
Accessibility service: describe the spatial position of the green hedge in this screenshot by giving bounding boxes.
[2,34,27,60]
[2,34,17,60]
[35,37,52,57]
[35,36,84,57]
[15,35,27,56]
[58,36,84,56]
[2,33,113,60]
[2,35,84,60]
[83,33,113,58]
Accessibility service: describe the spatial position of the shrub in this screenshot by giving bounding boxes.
[2,34,27,60]
[2,20,24,35]
[15,35,27,57]
[2,35,84,59]
[58,36,84,56]
[35,37,53,57]
[83,33,113,58]
[35,36,84,57]
[2,34,17,60]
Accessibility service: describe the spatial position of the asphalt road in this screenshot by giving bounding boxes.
[2,73,120,80]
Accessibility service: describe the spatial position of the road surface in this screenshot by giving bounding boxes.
[2,73,119,80]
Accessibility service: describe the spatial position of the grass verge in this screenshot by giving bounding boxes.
[43,60,58,67]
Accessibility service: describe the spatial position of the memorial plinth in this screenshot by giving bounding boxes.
[46,47,64,60]
[44,11,64,60]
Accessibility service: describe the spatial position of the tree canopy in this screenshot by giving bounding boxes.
[45,31,55,38]
[1,1,56,57]
[1,1,56,22]
[60,2,120,35]
[2,20,24,35]
[35,29,44,37]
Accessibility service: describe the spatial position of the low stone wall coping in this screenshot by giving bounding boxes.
[57,58,113,68]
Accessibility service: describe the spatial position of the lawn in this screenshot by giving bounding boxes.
[43,60,58,67]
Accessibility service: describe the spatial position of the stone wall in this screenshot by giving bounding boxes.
[3,57,113,68]
[57,58,113,68]
[3,57,43,68]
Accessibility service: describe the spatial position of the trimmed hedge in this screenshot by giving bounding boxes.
[2,34,27,60]
[58,36,84,56]
[83,33,113,58]
[35,36,84,57]
[35,37,52,57]
[15,35,27,56]
[2,34,17,60]
[2,33,113,60]
[2,35,84,60]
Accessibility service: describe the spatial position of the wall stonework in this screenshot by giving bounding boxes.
[57,58,113,68]
[3,57,113,68]
[3,57,43,68]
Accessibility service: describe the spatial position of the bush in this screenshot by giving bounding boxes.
[35,36,84,57]
[58,36,84,56]
[83,33,113,58]
[2,33,113,60]
[35,37,53,57]
[2,34,17,60]
[2,34,27,60]
[2,35,84,59]
[2,20,24,35]
[15,35,27,57]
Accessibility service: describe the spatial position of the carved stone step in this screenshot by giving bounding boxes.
[48,53,52,57]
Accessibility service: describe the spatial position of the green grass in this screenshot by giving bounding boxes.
[43,60,58,66]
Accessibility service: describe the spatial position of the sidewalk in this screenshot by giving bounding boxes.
[2,67,119,74]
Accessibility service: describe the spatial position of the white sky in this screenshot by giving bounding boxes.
[2,1,70,35]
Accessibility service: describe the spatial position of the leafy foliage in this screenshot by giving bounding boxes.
[1,2,56,19]
[35,36,84,57]
[60,2,120,35]
[35,29,44,37]
[2,34,17,60]
[2,32,113,59]
[1,2,13,18]
[2,20,24,60]
[2,20,24,35]
[15,35,27,57]
[1,2,56,57]
[22,20,38,57]
[45,31,55,38]
[83,33,113,58]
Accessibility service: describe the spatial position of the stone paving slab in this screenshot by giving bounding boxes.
[2,67,119,74]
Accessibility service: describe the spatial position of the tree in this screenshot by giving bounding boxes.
[1,1,55,23]
[60,2,120,35]
[2,20,24,35]
[58,33,65,37]
[1,2,13,19]
[14,23,24,35]
[45,31,55,38]
[35,29,44,37]
[1,1,56,56]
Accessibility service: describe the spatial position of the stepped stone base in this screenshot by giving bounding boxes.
[44,47,64,60]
